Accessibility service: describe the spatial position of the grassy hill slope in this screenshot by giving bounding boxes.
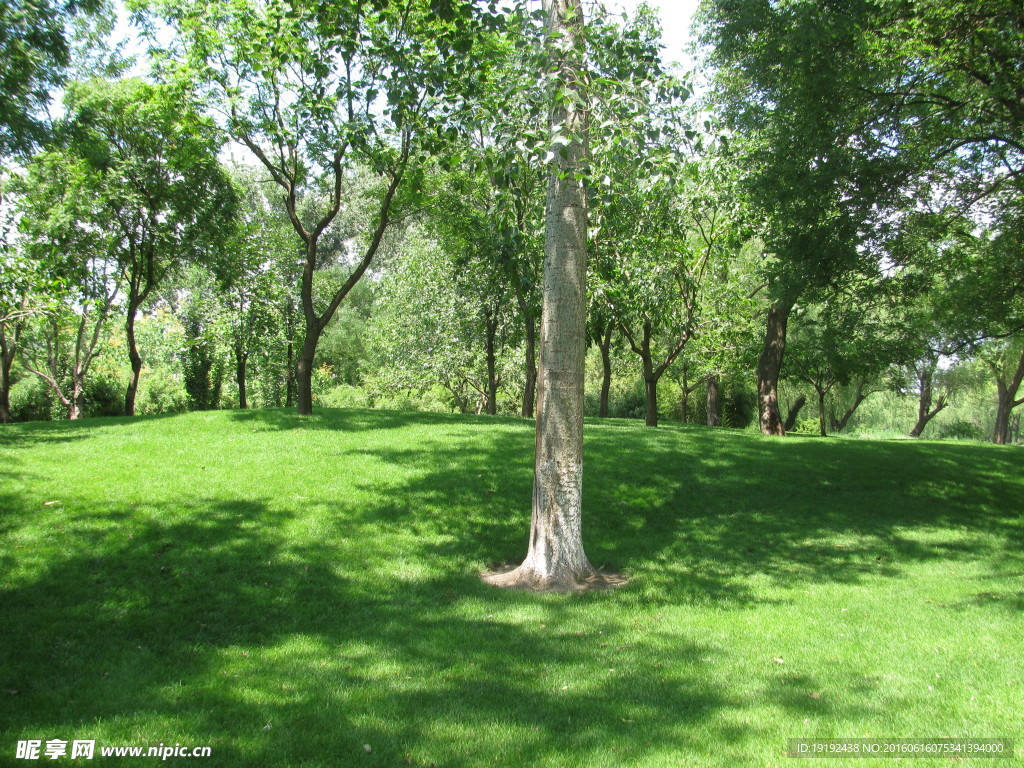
[1,409,1021,766]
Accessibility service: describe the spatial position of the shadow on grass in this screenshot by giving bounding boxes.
[225,406,510,434]
[337,418,1023,606]
[0,497,741,767]
[2,409,1022,765]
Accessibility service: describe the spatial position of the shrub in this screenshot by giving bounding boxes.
[137,370,188,415]
[937,419,986,442]
[84,374,125,417]
[723,389,757,429]
[318,383,372,410]
[9,377,54,422]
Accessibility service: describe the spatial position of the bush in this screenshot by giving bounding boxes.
[137,370,188,415]
[789,416,819,435]
[937,419,986,441]
[723,389,757,429]
[84,375,125,417]
[9,377,54,423]
[318,383,372,409]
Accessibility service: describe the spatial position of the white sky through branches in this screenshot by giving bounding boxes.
[602,0,701,68]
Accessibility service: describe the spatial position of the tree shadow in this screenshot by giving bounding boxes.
[226,406,519,434]
[2,411,1021,765]
[0,495,757,766]
[341,419,1023,608]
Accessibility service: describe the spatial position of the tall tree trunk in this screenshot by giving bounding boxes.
[68,379,82,421]
[706,375,720,427]
[909,359,943,438]
[522,309,537,418]
[679,364,702,424]
[484,311,498,416]
[486,0,595,591]
[124,307,142,417]
[598,323,612,418]
[816,386,827,436]
[782,394,806,432]
[993,381,1011,445]
[295,324,318,416]
[757,301,791,436]
[639,323,658,427]
[909,397,945,437]
[285,340,295,408]
[236,349,248,410]
[644,373,658,427]
[991,347,1024,445]
[0,324,17,424]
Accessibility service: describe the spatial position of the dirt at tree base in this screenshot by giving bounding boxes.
[480,564,628,593]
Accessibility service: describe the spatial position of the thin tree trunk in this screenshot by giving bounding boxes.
[757,301,791,436]
[639,323,658,427]
[124,306,142,417]
[817,386,827,436]
[285,340,295,408]
[598,323,612,418]
[782,394,806,432]
[236,349,248,410]
[68,379,82,421]
[486,0,596,591]
[991,347,1024,445]
[0,324,16,424]
[831,387,871,433]
[706,375,720,427]
[909,359,943,438]
[993,381,1011,445]
[680,362,688,423]
[909,380,944,437]
[485,311,498,416]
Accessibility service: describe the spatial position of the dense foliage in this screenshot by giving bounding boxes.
[1,0,1022,443]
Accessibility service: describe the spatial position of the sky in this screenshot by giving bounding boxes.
[604,0,702,68]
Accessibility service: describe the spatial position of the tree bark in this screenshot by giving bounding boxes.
[991,347,1024,445]
[236,349,249,410]
[295,323,318,416]
[757,301,792,435]
[816,386,828,436]
[68,379,82,421]
[636,322,659,427]
[285,340,295,408]
[644,373,658,427]
[993,381,1011,445]
[0,320,19,424]
[909,372,945,437]
[679,362,701,424]
[484,309,499,416]
[706,375,720,427]
[782,394,806,432]
[485,0,597,591]
[522,309,537,418]
[124,306,142,417]
[597,322,613,418]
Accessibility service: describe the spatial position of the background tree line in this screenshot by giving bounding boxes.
[1,0,1021,445]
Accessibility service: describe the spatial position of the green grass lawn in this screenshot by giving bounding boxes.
[1,409,1021,766]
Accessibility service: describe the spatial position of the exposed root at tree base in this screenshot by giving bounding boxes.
[480,563,628,593]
